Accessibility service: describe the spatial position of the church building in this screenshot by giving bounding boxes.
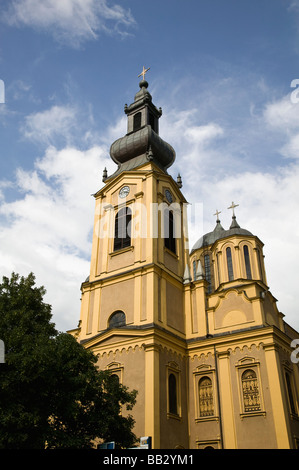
[68,71,299,449]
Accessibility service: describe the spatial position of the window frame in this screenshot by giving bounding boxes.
[236,359,266,419]
[108,310,126,329]
[164,209,176,254]
[166,362,181,420]
[193,366,218,422]
[243,244,252,280]
[113,206,132,252]
[283,366,299,417]
[226,246,234,281]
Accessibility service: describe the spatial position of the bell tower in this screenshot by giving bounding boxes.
[70,70,190,449]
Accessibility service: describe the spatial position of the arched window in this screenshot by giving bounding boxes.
[164,210,176,254]
[198,377,214,417]
[110,374,120,384]
[243,245,252,280]
[108,311,126,329]
[204,254,212,294]
[285,372,297,415]
[133,112,141,131]
[226,247,234,281]
[193,260,197,281]
[242,369,261,412]
[114,207,132,251]
[168,373,178,415]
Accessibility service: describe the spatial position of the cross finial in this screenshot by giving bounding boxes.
[228,201,239,217]
[138,66,150,81]
[213,209,221,221]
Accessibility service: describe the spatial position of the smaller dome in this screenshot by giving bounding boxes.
[191,217,253,253]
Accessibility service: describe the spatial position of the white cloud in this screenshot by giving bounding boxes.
[21,105,78,145]
[0,142,116,331]
[264,93,299,159]
[3,0,136,46]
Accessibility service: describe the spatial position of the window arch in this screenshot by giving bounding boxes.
[204,254,212,294]
[168,373,178,415]
[108,311,126,329]
[110,373,120,384]
[226,247,234,281]
[243,245,252,280]
[114,207,132,251]
[198,376,214,417]
[164,210,176,254]
[193,260,197,281]
[241,369,261,412]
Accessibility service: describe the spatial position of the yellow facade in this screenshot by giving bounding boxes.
[68,78,299,449]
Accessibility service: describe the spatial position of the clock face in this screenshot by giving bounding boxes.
[119,186,130,198]
[165,189,173,203]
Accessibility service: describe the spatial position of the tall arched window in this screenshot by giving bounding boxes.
[226,247,234,281]
[114,207,132,251]
[242,369,261,412]
[164,210,176,254]
[243,245,252,280]
[193,260,197,281]
[168,373,178,415]
[198,377,214,417]
[204,254,212,294]
[108,311,126,329]
[285,372,297,415]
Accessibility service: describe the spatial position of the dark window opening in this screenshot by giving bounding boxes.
[164,210,176,254]
[193,260,197,281]
[114,207,132,251]
[204,254,212,294]
[110,374,120,384]
[168,373,178,415]
[133,112,141,131]
[226,247,234,281]
[286,372,297,415]
[108,311,126,329]
[243,245,252,280]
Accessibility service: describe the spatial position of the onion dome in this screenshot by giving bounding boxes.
[108,77,175,179]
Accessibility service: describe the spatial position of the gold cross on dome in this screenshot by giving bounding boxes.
[228,201,239,216]
[214,209,221,220]
[138,66,150,81]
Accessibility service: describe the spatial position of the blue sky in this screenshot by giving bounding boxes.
[1,0,299,333]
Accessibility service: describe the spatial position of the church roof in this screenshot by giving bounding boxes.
[190,215,253,253]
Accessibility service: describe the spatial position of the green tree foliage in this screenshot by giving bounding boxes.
[0,273,137,449]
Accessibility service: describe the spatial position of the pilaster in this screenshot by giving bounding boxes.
[144,343,160,449]
[263,343,292,448]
